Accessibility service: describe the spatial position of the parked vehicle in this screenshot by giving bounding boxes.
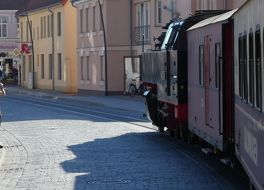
[142,2,264,189]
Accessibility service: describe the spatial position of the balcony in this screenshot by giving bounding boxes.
[134,25,151,45]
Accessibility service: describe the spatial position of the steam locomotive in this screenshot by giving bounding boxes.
[142,1,264,189]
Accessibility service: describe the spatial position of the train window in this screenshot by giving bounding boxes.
[199,45,204,86]
[215,43,221,89]
[238,35,243,97]
[255,27,262,110]
[243,33,248,102]
[249,31,254,105]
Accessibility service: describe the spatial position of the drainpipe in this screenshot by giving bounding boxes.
[98,0,108,96]
[24,0,35,89]
[48,7,55,90]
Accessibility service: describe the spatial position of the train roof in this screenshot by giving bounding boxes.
[188,9,238,31]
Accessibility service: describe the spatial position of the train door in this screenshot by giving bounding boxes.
[222,22,234,143]
[204,36,210,126]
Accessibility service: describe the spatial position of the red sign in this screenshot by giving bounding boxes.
[21,43,30,54]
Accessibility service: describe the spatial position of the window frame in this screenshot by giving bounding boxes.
[80,56,84,80]
[86,56,90,80]
[255,26,262,110]
[80,9,83,33]
[243,32,248,102]
[58,53,62,80]
[0,16,8,38]
[155,0,162,26]
[57,12,61,36]
[199,45,204,86]
[215,42,221,89]
[49,54,53,80]
[238,34,243,97]
[41,54,45,79]
[248,30,254,105]
[100,56,105,81]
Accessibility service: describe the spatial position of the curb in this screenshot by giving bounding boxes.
[5,87,146,113]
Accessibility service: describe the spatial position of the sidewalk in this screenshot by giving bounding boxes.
[5,85,147,113]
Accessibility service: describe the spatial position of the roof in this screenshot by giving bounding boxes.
[0,0,24,10]
[16,0,65,16]
[188,9,238,31]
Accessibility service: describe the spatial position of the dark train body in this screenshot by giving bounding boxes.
[142,1,264,189]
[143,11,227,135]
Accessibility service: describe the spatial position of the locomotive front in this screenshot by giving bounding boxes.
[142,19,188,136]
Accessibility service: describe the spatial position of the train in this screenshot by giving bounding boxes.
[141,0,264,190]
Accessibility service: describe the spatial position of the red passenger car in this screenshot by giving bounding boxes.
[187,9,237,152]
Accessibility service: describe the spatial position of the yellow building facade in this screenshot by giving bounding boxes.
[18,0,77,93]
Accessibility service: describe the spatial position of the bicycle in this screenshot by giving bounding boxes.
[128,78,145,97]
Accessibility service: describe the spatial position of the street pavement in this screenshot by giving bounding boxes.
[4,85,146,113]
[0,85,248,190]
[0,85,148,171]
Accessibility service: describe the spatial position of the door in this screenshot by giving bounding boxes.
[222,22,234,141]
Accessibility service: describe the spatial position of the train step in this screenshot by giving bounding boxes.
[201,148,214,155]
[220,158,232,166]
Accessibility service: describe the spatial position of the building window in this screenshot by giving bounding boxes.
[47,15,50,37]
[37,54,39,67]
[100,56,105,81]
[93,6,96,31]
[41,17,43,38]
[41,54,45,79]
[155,0,162,25]
[255,27,262,110]
[0,16,8,38]
[58,53,62,80]
[215,43,220,89]
[33,27,35,40]
[49,54,53,80]
[44,16,46,38]
[22,55,25,81]
[28,55,32,72]
[80,56,84,80]
[80,9,83,33]
[136,2,149,42]
[199,45,204,86]
[85,8,89,32]
[21,21,23,41]
[37,26,39,39]
[249,31,254,105]
[238,35,243,97]
[86,56,90,80]
[26,21,29,42]
[243,33,248,101]
[57,12,61,36]
[99,4,103,31]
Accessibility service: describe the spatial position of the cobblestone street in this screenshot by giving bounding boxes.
[0,92,248,190]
